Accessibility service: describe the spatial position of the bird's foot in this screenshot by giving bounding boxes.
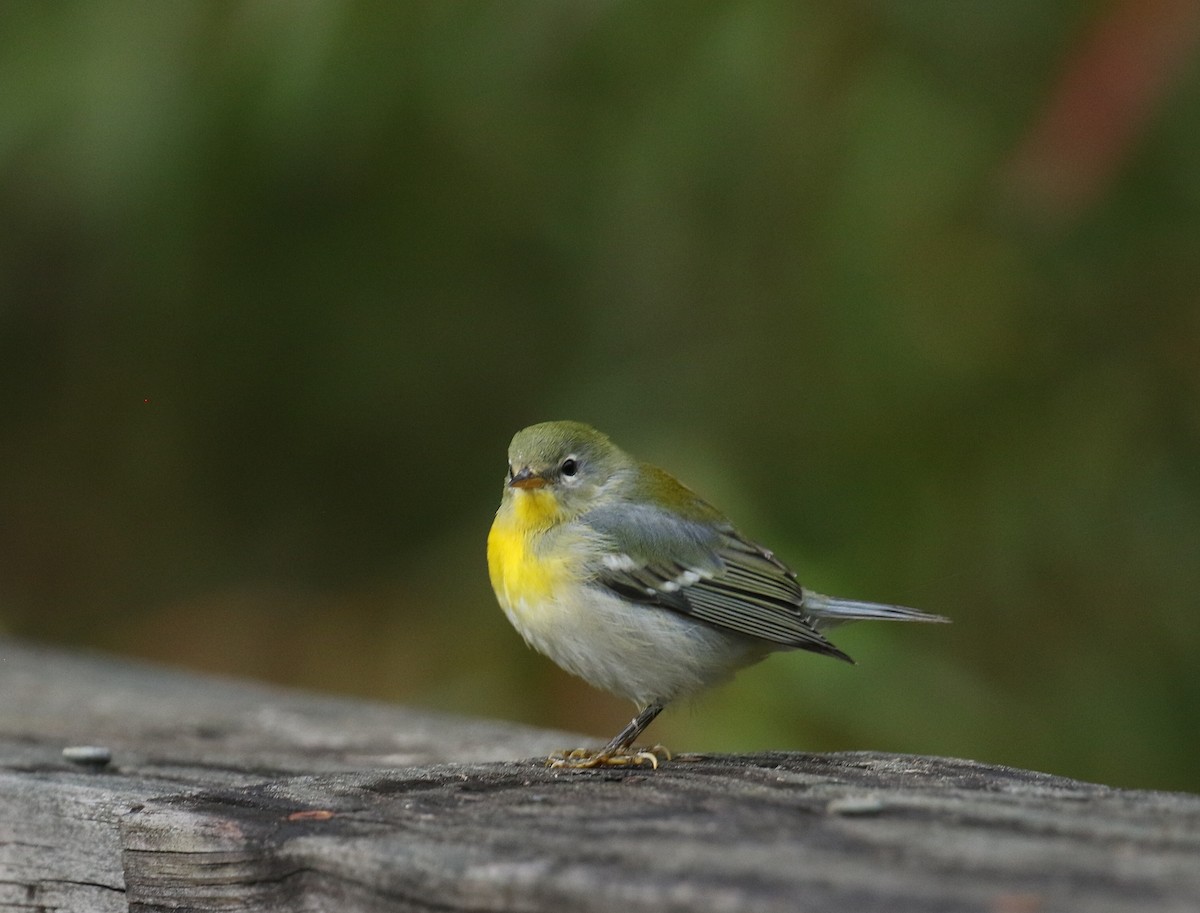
[546,744,672,770]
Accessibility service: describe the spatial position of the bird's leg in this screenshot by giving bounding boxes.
[547,703,671,769]
[604,703,664,751]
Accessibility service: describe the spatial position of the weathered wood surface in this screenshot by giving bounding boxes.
[2,640,1198,913]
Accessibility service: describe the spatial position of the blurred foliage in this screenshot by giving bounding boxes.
[2,1,1199,792]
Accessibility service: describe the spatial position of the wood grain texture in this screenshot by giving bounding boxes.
[2,640,1198,913]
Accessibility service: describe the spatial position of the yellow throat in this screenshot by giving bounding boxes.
[487,488,574,613]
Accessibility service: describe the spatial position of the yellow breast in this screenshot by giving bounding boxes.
[487,490,576,623]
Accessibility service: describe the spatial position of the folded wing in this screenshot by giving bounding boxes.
[583,501,853,662]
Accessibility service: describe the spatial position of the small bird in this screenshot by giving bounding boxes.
[487,421,947,768]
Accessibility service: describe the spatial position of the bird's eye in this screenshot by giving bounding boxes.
[507,463,514,479]
[560,458,579,477]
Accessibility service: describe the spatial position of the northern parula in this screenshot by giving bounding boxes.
[487,421,947,768]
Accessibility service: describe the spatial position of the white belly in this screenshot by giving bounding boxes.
[502,584,772,707]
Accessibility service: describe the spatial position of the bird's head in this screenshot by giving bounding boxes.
[503,420,626,522]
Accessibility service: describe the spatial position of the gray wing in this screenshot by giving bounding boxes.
[582,502,852,663]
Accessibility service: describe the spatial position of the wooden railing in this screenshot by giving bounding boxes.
[2,640,1197,912]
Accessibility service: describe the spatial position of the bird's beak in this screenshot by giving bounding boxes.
[509,466,547,490]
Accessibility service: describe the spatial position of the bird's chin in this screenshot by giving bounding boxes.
[510,478,546,491]
[512,488,565,526]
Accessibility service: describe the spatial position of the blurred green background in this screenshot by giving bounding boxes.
[2,2,1198,792]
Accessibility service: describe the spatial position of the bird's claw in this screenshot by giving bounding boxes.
[546,744,672,770]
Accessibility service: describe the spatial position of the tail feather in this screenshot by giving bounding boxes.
[804,590,949,625]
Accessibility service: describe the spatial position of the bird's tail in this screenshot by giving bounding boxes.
[804,590,949,627]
